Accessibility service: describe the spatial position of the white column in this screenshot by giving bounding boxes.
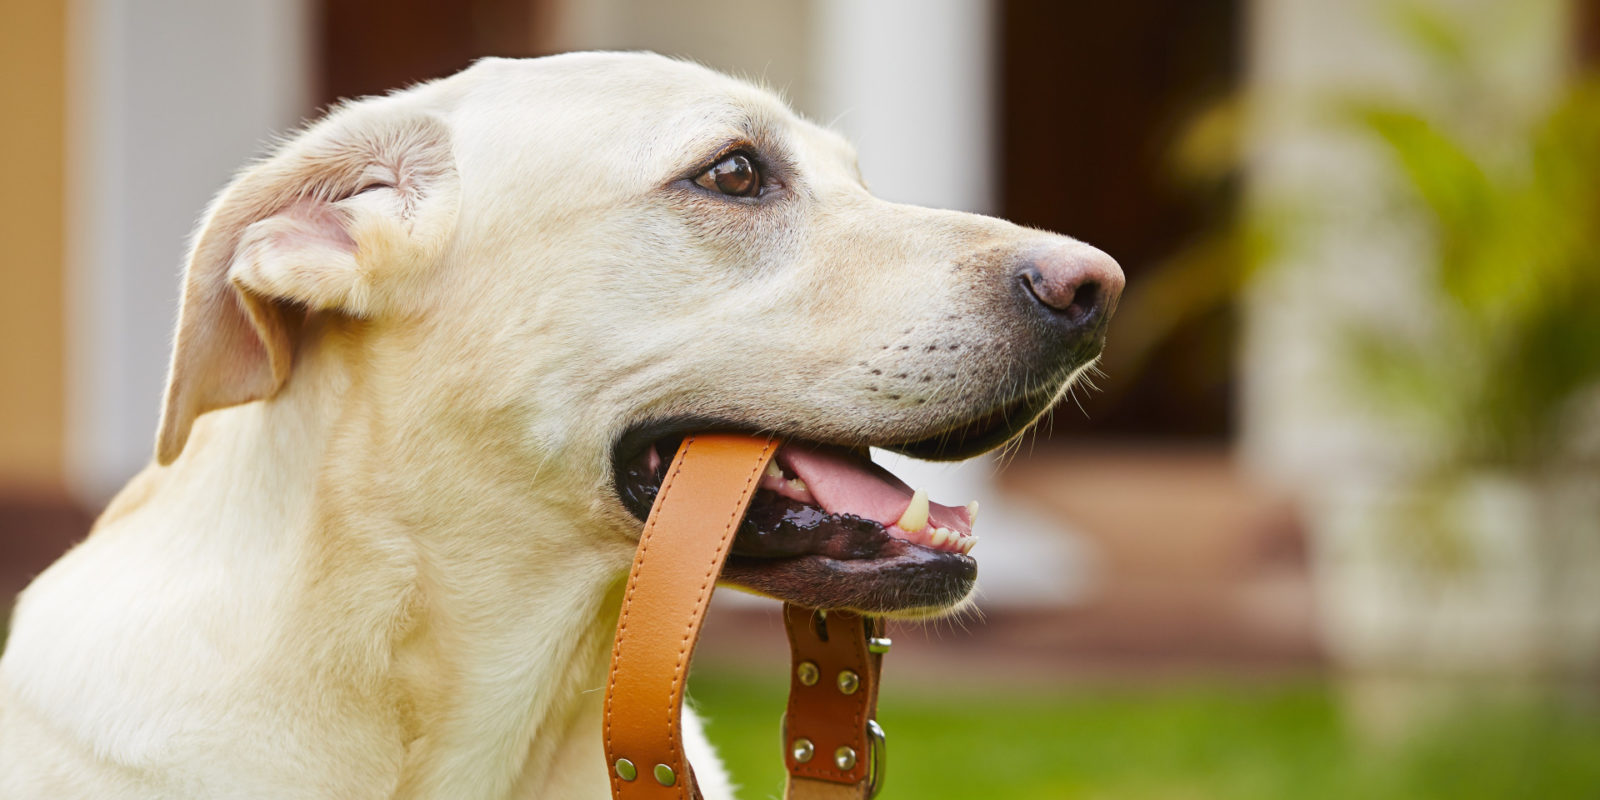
[812,0,995,214]
[66,0,310,503]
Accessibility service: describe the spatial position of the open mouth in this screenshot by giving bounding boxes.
[611,389,1056,616]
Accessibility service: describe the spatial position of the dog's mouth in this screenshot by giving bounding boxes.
[612,389,1054,616]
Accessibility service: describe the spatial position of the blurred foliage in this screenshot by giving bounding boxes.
[693,670,1600,799]
[1116,2,1600,472]
[1344,68,1600,469]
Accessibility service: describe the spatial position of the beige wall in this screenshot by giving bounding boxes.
[0,0,67,492]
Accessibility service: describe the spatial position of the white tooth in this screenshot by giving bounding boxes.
[896,489,930,532]
[963,536,978,554]
[930,528,950,547]
[966,501,980,526]
[787,478,809,493]
[765,461,783,479]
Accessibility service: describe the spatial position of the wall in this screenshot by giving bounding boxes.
[66,0,311,503]
[0,0,68,494]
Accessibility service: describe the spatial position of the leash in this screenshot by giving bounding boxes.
[603,433,888,799]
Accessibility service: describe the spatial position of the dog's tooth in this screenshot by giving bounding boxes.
[930,527,950,547]
[788,478,808,493]
[962,536,978,554]
[897,490,930,533]
[765,461,783,480]
[966,500,980,527]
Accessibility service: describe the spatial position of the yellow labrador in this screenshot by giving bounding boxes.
[0,53,1121,798]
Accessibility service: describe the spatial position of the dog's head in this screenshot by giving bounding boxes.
[154,53,1121,618]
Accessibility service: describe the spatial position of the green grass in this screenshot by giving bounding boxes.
[689,671,1600,800]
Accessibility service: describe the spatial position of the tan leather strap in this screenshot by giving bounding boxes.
[782,606,886,799]
[603,433,885,800]
[604,433,778,799]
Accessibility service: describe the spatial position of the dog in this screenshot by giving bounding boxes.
[0,52,1121,798]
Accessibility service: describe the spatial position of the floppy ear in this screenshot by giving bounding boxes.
[155,108,458,465]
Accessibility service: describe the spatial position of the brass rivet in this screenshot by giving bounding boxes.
[653,763,676,786]
[834,745,858,770]
[614,758,636,781]
[791,737,815,763]
[837,669,860,695]
[797,661,820,686]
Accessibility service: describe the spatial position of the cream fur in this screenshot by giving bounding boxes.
[0,53,1114,798]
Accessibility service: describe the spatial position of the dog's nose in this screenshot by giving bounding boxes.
[1016,243,1125,334]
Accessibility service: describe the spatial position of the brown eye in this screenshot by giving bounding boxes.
[694,153,761,197]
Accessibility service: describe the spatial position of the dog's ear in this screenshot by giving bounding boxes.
[155,109,458,465]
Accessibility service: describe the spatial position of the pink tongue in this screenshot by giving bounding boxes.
[777,446,971,535]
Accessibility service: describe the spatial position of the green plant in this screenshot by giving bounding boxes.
[1345,69,1600,470]
[1118,4,1600,474]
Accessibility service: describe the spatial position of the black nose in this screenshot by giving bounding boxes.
[1016,244,1125,334]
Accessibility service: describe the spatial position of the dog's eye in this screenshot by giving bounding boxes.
[694,153,761,198]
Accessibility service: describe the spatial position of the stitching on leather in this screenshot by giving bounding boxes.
[605,435,775,798]
[665,437,775,785]
[849,615,866,778]
[604,434,697,797]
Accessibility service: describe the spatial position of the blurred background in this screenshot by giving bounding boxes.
[3,0,1599,797]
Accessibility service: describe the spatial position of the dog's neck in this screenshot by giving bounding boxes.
[149,319,632,796]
